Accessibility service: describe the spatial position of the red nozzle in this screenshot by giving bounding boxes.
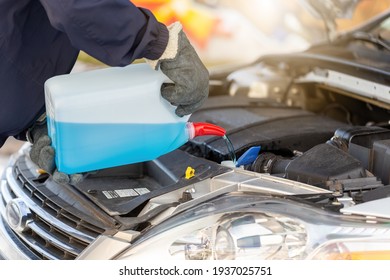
[187,122,226,139]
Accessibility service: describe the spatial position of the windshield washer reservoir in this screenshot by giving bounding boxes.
[45,63,190,174]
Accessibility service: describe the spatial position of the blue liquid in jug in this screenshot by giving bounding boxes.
[49,120,189,174]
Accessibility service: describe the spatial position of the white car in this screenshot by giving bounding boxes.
[1,1,390,260]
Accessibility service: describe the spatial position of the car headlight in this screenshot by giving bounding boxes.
[309,239,390,260]
[115,194,390,260]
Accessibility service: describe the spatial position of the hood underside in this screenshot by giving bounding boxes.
[299,0,362,34]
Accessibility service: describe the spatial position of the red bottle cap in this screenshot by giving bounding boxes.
[187,122,226,139]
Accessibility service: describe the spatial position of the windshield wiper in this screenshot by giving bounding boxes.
[351,31,390,52]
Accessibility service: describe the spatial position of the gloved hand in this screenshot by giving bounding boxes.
[28,116,84,185]
[146,22,209,117]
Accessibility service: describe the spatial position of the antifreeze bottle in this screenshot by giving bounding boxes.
[44,63,225,174]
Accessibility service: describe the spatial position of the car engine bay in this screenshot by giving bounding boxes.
[2,47,390,260]
[195,58,390,209]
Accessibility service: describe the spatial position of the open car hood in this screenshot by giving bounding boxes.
[299,0,362,35]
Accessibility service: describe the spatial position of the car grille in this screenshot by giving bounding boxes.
[0,165,106,260]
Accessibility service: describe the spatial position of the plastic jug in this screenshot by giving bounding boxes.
[44,63,225,174]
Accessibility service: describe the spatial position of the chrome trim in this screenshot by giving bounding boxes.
[0,192,34,259]
[0,180,13,203]
[0,166,96,259]
[28,222,82,256]
[12,229,58,260]
[6,167,94,243]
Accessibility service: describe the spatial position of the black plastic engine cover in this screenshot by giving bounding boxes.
[332,126,390,185]
[186,96,350,161]
[285,143,368,187]
[75,149,230,216]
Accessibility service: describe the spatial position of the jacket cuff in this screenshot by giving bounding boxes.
[145,22,182,70]
[142,22,169,60]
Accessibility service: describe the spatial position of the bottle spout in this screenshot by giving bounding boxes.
[187,122,226,139]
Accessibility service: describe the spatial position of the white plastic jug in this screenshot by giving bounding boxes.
[45,63,191,174]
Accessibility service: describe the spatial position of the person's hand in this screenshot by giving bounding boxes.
[27,116,84,185]
[146,22,209,117]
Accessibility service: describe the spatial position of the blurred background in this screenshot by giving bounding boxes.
[77,0,390,67]
[1,0,389,174]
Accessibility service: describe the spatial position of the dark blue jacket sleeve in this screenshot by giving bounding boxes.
[39,0,169,66]
[0,0,168,147]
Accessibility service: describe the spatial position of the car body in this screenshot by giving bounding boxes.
[1,2,390,260]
